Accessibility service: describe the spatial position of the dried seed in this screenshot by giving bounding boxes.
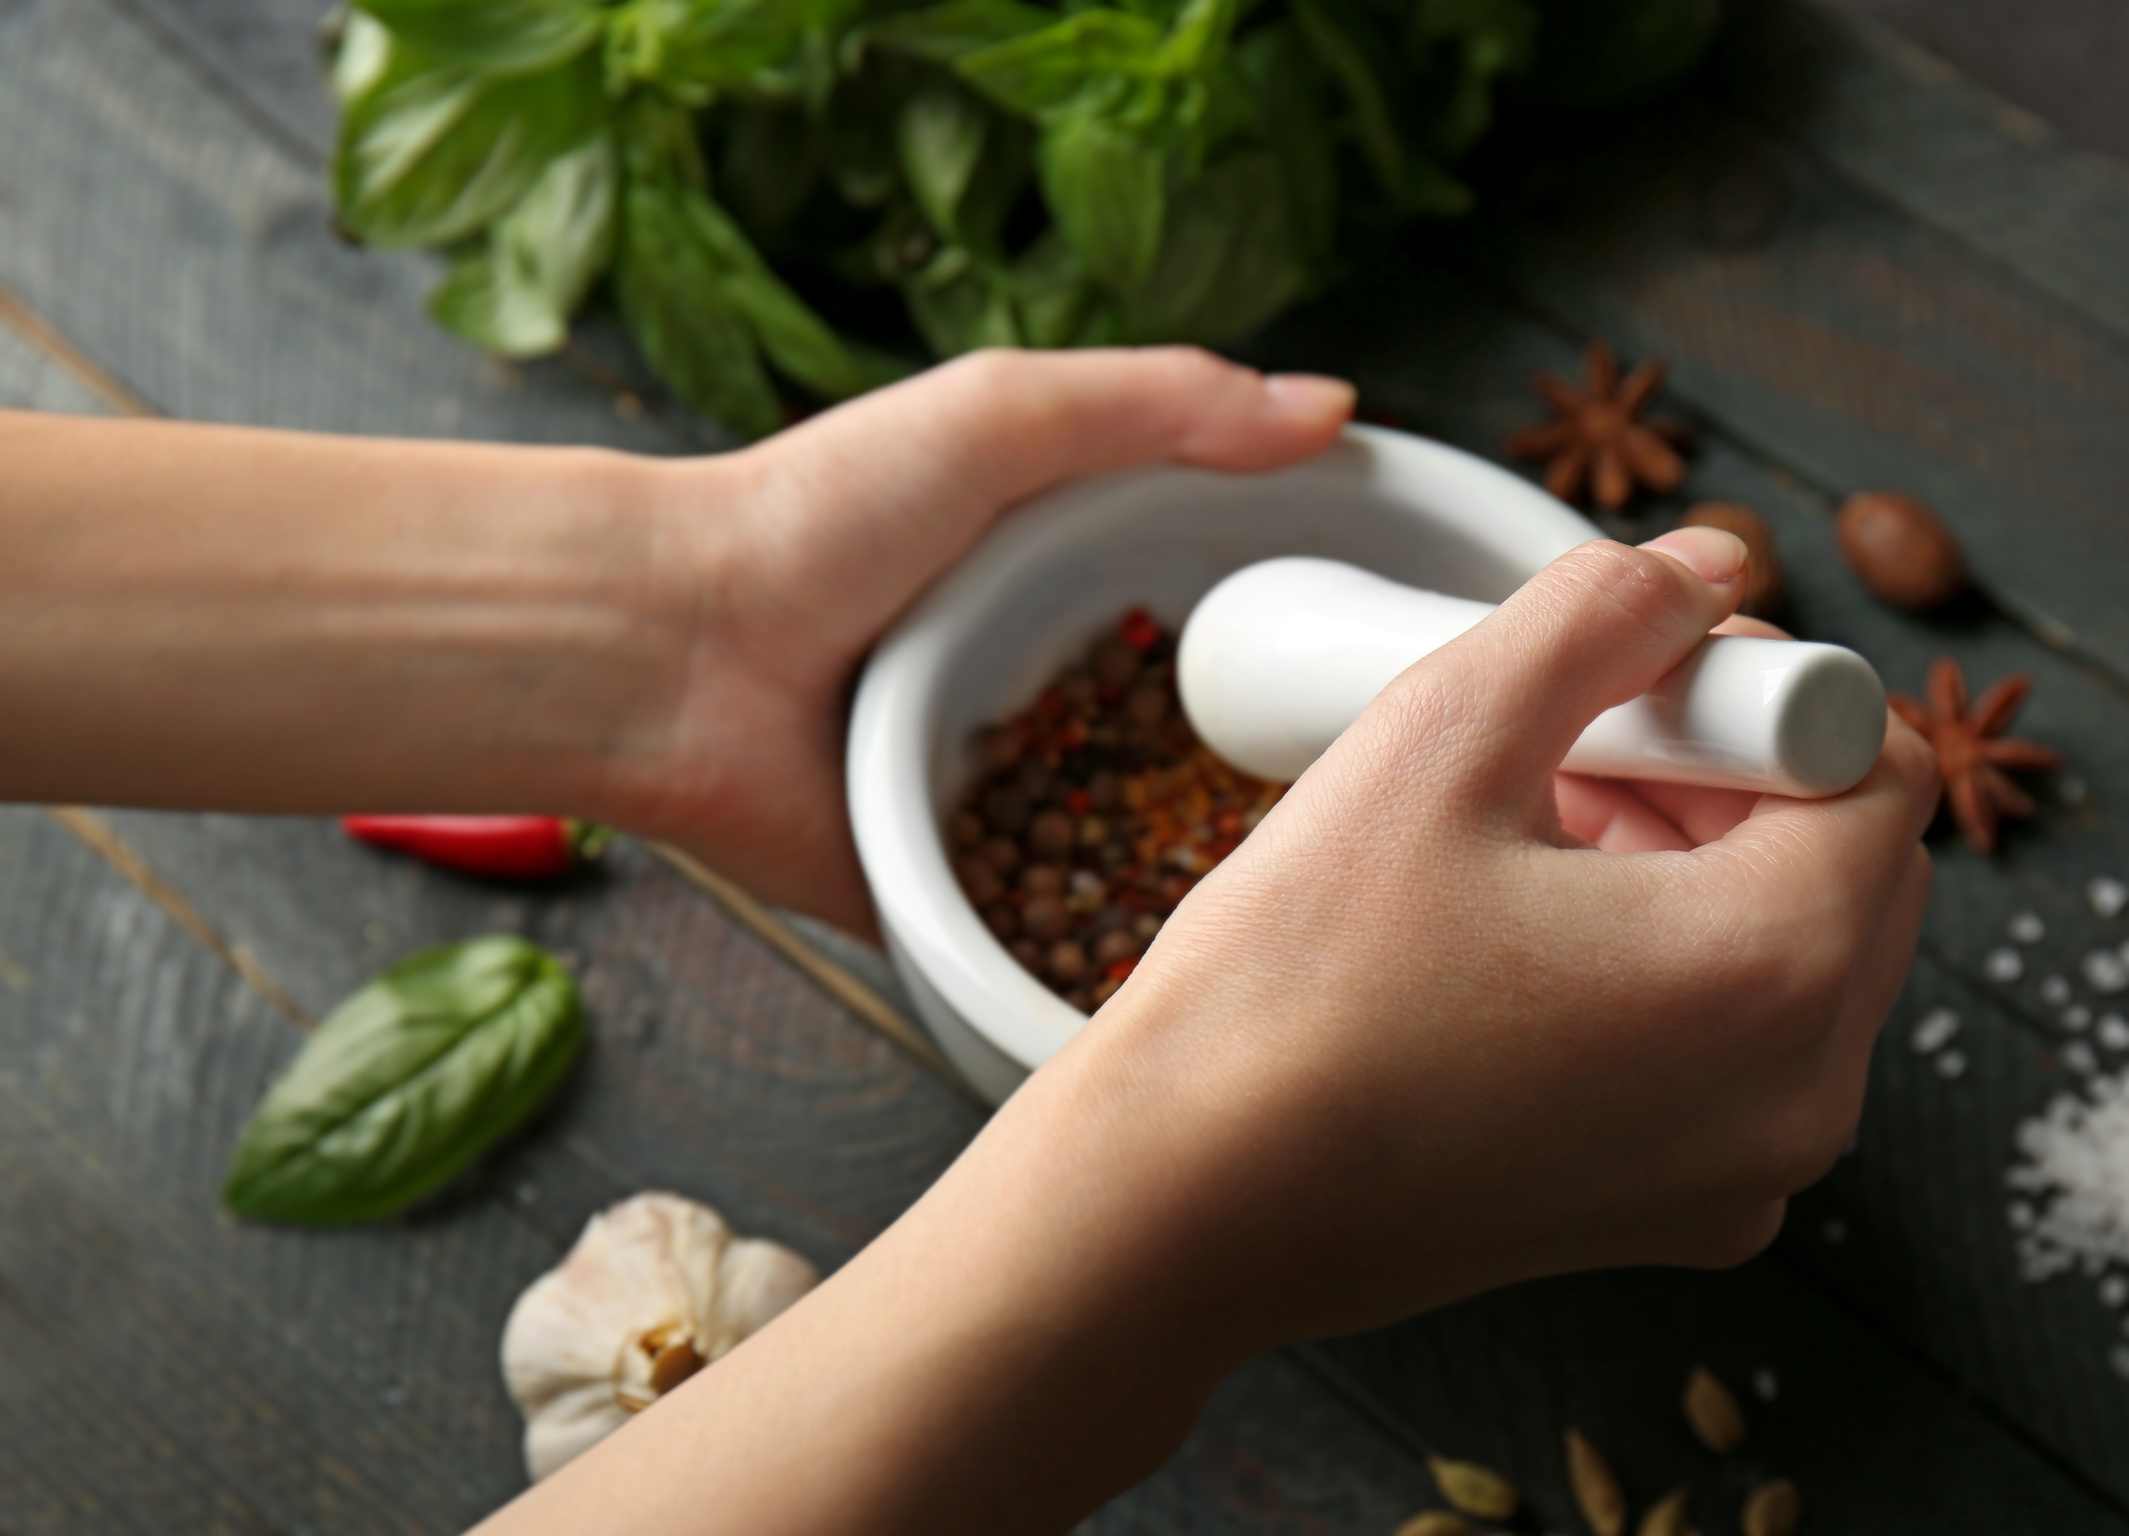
[1393,1515,1474,1536]
[1683,1366,1746,1452]
[1636,1487,1690,1536]
[1742,1479,1800,1536]
[1836,491,1965,610]
[1566,1428,1625,1536]
[1427,1456,1518,1520]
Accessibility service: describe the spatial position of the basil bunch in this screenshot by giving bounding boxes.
[332,0,1720,435]
[224,936,582,1224]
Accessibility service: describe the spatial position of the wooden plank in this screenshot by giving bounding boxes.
[76,812,2129,1532]
[14,0,2129,1517]
[0,0,717,450]
[0,805,1461,1535]
[0,806,551,1531]
[1731,0,2129,345]
[1451,66,2129,683]
[1253,252,2129,1499]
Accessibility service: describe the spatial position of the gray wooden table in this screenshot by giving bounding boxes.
[6,0,2129,1529]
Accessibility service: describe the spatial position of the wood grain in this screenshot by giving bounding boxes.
[8,0,2129,1524]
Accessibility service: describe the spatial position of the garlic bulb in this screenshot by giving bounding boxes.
[501,1192,820,1481]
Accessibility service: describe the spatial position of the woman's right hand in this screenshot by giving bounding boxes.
[1026,524,1939,1349]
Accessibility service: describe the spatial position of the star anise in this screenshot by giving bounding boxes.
[1890,658,2061,854]
[1507,340,1692,511]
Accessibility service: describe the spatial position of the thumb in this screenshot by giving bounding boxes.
[1404,528,1748,813]
[735,348,1353,653]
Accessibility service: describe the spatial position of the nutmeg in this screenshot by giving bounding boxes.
[1680,502,1782,616]
[1836,491,1965,610]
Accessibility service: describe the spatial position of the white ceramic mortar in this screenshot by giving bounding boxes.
[846,425,1600,1104]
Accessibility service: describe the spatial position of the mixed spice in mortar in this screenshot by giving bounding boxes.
[949,609,1287,1011]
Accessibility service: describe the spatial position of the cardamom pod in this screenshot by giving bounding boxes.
[1565,1427,1625,1536]
[1742,1479,1800,1536]
[1682,1365,1746,1452]
[1637,1486,1691,1536]
[1394,1513,1475,1536]
[1427,1455,1519,1521]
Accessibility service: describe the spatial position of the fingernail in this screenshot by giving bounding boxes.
[1265,373,1357,419]
[1642,526,1748,586]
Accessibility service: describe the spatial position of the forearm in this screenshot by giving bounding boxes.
[476,1034,1261,1536]
[0,410,691,815]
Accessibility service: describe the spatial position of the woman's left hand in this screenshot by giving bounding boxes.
[600,347,1354,936]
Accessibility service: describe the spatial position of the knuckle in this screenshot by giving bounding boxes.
[1138,344,1227,389]
[945,346,1028,397]
[1544,542,1687,640]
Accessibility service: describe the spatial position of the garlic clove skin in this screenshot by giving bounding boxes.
[522,1381,631,1484]
[500,1192,820,1483]
[707,1237,822,1359]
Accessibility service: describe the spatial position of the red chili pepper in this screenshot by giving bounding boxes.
[1106,957,1139,983]
[340,815,610,880]
[1118,607,1161,652]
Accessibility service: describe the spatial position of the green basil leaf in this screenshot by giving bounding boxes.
[904,254,1022,354]
[677,191,910,398]
[1122,150,1307,342]
[605,0,855,101]
[1233,23,1335,257]
[222,937,582,1225]
[430,130,617,356]
[1037,113,1167,290]
[723,102,823,231]
[332,11,396,103]
[1287,0,1404,205]
[1407,0,1536,157]
[617,173,783,437]
[354,0,602,75]
[951,106,1035,257]
[956,10,1163,117]
[899,81,989,238]
[1007,227,1102,346]
[866,0,1056,65]
[1151,0,1233,75]
[335,50,606,246]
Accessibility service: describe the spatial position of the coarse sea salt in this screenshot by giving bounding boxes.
[2042,975,2074,1007]
[2084,950,2129,995]
[2092,876,2129,921]
[2008,1074,2129,1282]
[2009,911,2046,944]
[1985,947,2025,984]
[1911,1007,1960,1054]
[2065,1005,2094,1032]
[2102,1014,2129,1052]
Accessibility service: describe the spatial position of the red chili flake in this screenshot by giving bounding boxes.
[1106,957,1139,983]
[1119,607,1161,652]
[1212,810,1242,838]
[1066,789,1092,815]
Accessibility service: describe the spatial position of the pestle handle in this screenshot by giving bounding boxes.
[1176,557,1888,797]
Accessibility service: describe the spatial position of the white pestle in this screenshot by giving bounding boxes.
[1177,557,1888,797]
